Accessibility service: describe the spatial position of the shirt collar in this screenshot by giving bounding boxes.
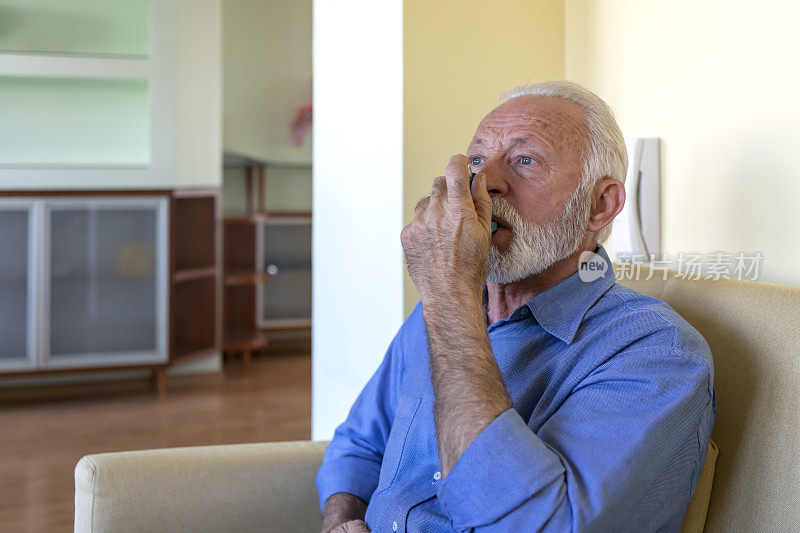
[486,246,616,344]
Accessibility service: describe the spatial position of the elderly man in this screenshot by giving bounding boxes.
[316,81,715,532]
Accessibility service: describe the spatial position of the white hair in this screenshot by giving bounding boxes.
[501,81,627,244]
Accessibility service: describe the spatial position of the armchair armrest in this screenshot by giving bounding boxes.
[74,440,329,533]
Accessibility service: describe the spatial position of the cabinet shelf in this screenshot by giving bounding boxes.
[173,266,218,284]
[263,211,312,223]
[225,271,269,286]
[222,212,312,224]
[172,345,218,365]
[0,53,150,80]
[223,213,266,224]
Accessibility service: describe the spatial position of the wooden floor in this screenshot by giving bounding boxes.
[0,352,311,532]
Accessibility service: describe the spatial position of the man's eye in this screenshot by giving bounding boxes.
[471,157,483,166]
[519,156,533,165]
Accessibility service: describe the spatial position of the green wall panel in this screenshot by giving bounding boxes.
[0,0,149,57]
[0,76,150,166]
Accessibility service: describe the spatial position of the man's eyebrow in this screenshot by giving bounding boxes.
[469,135,549,153]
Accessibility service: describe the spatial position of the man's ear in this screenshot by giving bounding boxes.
[588,178,625,233]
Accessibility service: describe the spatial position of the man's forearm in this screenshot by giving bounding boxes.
[424,292,512,476]
[321,492,367,533]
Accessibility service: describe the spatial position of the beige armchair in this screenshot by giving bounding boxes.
[75,271,800,532]
[74,437,717,533]
[74,440,328,533]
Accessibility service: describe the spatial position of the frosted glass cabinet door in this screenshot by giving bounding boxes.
[263,223,312,267]
[46,199,167,367]
[260,221,312,327]
[262,268,312,322]
[0,203,34,369]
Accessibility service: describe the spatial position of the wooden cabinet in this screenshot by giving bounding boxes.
[0,190,220,394]
[221,154,312,369]
[222,216,268,373]
[170,190,221,367]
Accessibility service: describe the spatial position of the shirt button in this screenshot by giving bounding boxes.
[392,521,398,531]
[433,471,441,480]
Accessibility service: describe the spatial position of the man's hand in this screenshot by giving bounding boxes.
[321,493,368,533]
[329,520,371,533]
[401,154,493,305]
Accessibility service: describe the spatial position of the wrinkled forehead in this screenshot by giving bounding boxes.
[471,96,587,155]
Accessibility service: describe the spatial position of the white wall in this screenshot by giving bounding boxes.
[222,0,312,164]
[566,0,800,287]
[312,0,404,440]
[0,0,221,190]
[173,0,222,188]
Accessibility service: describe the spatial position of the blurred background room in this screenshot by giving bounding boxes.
[0,0,312,529]
[1,0,799,530]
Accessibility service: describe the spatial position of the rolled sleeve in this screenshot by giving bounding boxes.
[316,453,382,511]
[437,408,566,529]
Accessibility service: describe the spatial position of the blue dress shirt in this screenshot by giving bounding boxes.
[316,246,716,532]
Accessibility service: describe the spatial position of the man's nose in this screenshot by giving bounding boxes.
[480,159,510,197]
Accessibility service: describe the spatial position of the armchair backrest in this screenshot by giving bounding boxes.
[617,266,800,531]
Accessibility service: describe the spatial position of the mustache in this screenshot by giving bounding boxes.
[491,197,521,229]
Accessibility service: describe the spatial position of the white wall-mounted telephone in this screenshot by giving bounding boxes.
[608,137,661,261]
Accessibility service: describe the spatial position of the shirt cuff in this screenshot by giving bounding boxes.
[315,456,381,514]
[436,408,565,529]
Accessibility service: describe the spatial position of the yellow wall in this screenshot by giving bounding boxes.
[565,0,800,287]
[403,0,565,316]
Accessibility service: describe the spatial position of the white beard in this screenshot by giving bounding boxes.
[487,182,592,284]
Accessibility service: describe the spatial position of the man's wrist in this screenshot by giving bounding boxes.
[321,493,367,533]
[421,289,483,320]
